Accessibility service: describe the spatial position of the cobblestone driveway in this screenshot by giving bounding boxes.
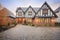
[0,24,60,40]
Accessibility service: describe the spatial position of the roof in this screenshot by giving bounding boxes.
[16,7,24,13]
[16,7,39,13]
[0,8,15,18]
[37,2,58,18]
[55,7,60,13]
[0,8,9,16]
[8,10,16,18]
[25,6,36,13]
[16,2,58,18]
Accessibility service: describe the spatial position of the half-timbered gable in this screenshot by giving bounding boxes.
[33,2,58,26]
[37,2,57,18]
[16,7,24,18]
[25,6,36,18]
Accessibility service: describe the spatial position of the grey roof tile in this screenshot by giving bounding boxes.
[16,2,58,18]
[8,10,16,18]
[16,7,39,13]
[55,7,60,13]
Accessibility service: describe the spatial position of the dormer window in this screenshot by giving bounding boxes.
[43,9,48,16]
[28,11,32,15]
[18,12,22,16]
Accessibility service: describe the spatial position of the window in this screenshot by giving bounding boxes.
[43,9,48,16]
[28,11,32,15]
[46,18,49,23]
[18,12,22,16]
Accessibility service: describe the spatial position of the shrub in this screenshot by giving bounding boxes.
[55,22,60,26]
[1,25,8,30]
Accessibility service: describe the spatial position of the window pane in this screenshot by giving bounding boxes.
[28,11,32,15]
[18,12,22,16]
[43,9,48,14]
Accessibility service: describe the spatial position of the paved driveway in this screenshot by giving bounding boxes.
[0,24,60,40]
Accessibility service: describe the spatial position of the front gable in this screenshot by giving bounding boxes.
[16,7,24,17]
[37,2,57,18]
[25,6,36,18]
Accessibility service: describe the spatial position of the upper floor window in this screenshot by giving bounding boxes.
[42,9,48,16]
[18,12,22,16]
[28,11,32,15]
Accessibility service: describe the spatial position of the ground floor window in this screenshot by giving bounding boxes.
[26,18,32,23]
[17,17,55,26]
[38,18,51,23]
[33,18,53,26]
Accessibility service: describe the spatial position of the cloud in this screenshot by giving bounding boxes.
[50,3,60,10]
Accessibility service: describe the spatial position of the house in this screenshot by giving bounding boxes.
[0,4,15,27]
[7,10,16,27]
[55,7,60,23]
[0,8,9,26]
[16,2,58,26]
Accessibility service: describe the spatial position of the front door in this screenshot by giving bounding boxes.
[18,18,23,24]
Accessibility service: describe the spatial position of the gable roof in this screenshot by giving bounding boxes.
[37,2,58,18]
[16,7,39,13]
[16,7,24,13]
[55,7,60,13]
[16,2,58,18]
[16,7,39,18]
[21,7,27,12]
[0,8,15,18]
[0,8,9,16]
[8,10,16,18]
[25,6,36,14]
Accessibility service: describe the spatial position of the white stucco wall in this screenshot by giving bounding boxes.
[36,5,53,17]
[56,11,60,23]
[25,8,35,18]
[16,10,24,17]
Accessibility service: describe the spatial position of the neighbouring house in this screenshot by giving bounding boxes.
[0,8,9,26]
[8,10,16,27]
[0,4,16,27]
[16,2,58,26]
[55,7,60,23]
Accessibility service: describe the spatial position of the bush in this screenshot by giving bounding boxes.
[32,24,35,26]
[55,22,60,26]
[14,21,18,25]
[1,25,8,30]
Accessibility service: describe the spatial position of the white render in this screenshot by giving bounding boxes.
[16,10,24,17]
[37,5,54,17]
[25,7,35,18]
[41,5,48,9]
[56,11,60,23]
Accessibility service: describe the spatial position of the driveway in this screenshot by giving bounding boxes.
[0,24,60,40]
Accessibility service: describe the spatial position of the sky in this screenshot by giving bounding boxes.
[0,0,60,16]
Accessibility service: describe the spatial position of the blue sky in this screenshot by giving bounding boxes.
[0,0,60,15]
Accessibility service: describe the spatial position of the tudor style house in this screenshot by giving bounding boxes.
[16,2,58,26]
